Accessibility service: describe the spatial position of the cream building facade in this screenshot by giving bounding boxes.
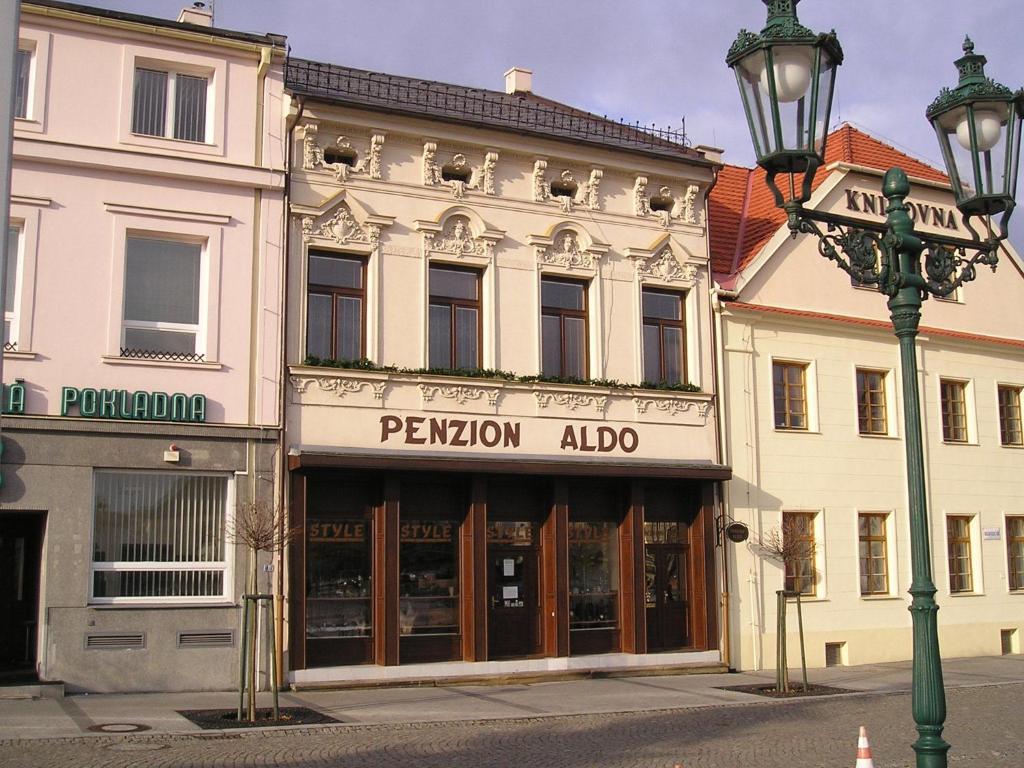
[711,125,1024,672]
[282,62,730,684]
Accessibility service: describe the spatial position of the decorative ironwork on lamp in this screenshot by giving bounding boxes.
[726,0,843,208]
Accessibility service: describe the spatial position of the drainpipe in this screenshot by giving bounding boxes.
[275,90,305,689]
[711,285,737,669]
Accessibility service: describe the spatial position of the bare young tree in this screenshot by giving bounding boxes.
[758,516,816,692]
[228,499,300,721]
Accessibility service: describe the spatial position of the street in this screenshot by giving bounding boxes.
[0,682,1020,768]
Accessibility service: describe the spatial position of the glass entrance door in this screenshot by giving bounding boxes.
[487,521,540,659]
[645,546,688,651]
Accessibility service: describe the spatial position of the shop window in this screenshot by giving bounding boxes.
[541,277,587,378]
[773,361,808,430]
[399,482,463,640]
[428,264,480,369]
[783,511,817,596]
[858,513,889,595]
[132,66,209,143]
[5,225,21,350]
[122,236,203,360]
[306,251,365,361]
[1007,517,1024,591]
[641,288,686,385]
[998,385,1023,447]
[14,48,31,120]
[947,515,973,593]
[568,521,619,631]
[304,480,375,653]
[940,379,969,443]
[856,368,889,436]
[90,471,229,602]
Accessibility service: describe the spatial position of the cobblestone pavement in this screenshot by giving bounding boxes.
[0,683,1020,768]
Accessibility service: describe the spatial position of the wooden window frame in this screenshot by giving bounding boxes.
[946,515,973,593]
[783,511,817,596]
[998,385,1023,447]
[940,379,969,443]
[641,288,687,385]
[856,368,888,436]
[428,264,482,370]
[858,513,889,596]
[773,361,808,431]
[541,276,589,379]
[306,251,367,361]
[1007,516,1024,592]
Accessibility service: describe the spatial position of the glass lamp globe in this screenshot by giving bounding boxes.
[955,109,1003,152]
[761,47,813,103]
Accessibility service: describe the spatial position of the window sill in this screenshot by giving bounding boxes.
[13,116,44,135]
[90,601,236,610]
[940,440,979,447]
[788,595,828,603]
[859,594,902,601]
[120,131,222,157]
[773,428,820,435]
[4,350,38,360]
[857,432,900,440]
[948,591,984,598]
[1000,443,1024,449]
[101,355,222,371]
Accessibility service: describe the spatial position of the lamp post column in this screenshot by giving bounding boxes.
[882,169,950,768]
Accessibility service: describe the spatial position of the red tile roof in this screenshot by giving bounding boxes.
[709,124,948,279]
[724,302,1024,350]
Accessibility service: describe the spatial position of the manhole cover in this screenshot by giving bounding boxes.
[89,722,153,733]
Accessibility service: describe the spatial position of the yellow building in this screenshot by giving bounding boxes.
[711,125,1024,671]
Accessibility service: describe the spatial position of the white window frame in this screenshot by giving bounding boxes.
[89,470,234,606]
[6,197,43,356]
[119,46,226,155]
[13,30,50,133]
[4,223,23,351]
[105,207,223,367]
[131,66,211,143]
[943,512,984,596]
[121,234,206,357]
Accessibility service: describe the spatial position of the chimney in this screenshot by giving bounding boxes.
[695,144,724,164]
[178,2,213,27]
[504,67,533,95]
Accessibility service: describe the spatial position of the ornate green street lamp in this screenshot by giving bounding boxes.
[727,3,1024,768]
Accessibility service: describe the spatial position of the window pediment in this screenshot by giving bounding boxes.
[628,243,699,287]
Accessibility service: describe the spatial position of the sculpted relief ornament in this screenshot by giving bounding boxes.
[302,123,384,182]
[533,160,603,213]
[424,215,492,260]
[301,202,381,249]
[536,231,599,271]
[633,176,702,228]
[422,143,498,199]
[634,245,698,285]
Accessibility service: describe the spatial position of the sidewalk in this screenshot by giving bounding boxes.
[0,654,1021,742]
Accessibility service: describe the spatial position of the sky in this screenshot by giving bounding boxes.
[67,0,1024,252]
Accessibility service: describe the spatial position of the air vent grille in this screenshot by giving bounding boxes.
[85,632,146,650]
[177,630,234,648]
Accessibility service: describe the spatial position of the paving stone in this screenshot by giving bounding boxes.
[0,683,1020,767]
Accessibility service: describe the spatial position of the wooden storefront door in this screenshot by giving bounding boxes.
[487,545,541,659]
[644,545,688,651]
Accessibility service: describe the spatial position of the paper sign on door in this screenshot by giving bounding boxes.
[503,558,515,576]
[502,586,518,600]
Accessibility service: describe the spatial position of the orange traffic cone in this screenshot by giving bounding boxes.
[856,725,875,768]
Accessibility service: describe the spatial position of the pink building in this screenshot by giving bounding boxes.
[4,1,286,692]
